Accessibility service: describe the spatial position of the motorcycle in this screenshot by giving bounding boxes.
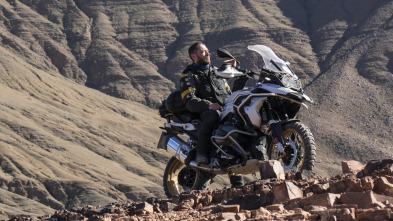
[157,45,316,198]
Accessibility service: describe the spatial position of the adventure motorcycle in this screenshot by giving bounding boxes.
[157,45,316,198]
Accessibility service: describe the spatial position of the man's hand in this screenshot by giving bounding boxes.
[209,103,222,110]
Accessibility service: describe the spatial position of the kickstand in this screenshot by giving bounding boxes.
[252,173,259,181]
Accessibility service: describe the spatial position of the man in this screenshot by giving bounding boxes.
[179,42,244,187]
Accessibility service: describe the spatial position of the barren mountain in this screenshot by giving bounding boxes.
[0,0,392,217]
[0,42,171,216]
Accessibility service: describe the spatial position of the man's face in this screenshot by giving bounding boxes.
[192,44,210,65]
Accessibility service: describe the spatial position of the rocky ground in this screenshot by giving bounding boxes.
[7,159,393,221]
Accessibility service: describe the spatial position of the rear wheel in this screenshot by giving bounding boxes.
[268,121,316,172]
[163,157,213,198]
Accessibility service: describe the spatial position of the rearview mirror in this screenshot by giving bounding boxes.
[217,48,235,59]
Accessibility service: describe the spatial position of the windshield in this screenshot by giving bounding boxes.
[247,45,302,91]
[247,45,297,78]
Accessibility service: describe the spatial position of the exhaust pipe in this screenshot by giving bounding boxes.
[166,138,226,174]
[165,135,190,164]
[159,133,263,175]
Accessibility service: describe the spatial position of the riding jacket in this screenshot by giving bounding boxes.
[180,64,231,113]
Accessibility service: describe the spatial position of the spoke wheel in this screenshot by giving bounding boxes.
[269,122,316,172]
[163,157,212,198]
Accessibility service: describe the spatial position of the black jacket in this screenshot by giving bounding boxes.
[179,64,231,113]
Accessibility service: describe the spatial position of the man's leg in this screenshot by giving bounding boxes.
[196,109,219,165]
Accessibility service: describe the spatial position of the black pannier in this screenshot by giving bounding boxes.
[165,91,189,114]
[158,91,200,123]
[159,91,201,125]
[159,91,189,118]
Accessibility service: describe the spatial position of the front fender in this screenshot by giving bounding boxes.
[280,119,301,126]
[302,94,313,104]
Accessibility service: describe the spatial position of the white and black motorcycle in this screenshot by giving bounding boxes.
[157,45,316,198]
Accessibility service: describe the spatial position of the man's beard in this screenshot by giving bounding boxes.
[197,56,210,65]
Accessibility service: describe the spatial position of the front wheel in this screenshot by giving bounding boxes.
[163,157,213,198]
[268,121,316,172]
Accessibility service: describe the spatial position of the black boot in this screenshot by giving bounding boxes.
[229,174,244,187]
[196,153,208,165]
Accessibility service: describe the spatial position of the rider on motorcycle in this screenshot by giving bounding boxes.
[179,42,246,187]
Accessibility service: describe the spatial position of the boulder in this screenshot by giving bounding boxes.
[287,208,311,220]
[356,209,392,220]
[217,212,237,220]
[308,182,330,194]
[375,177,393,196]
[296,193,340,208]
[303,205,328,212]
[266,204,285,212]
[320,208,356,221]
[251,207,271,217]
[273,181,303,203]
[259,160,285,180]
[342,160,365,174]
[329,179,348,193]
[236,213,247,220]
[340,191,384,209]
[218,204,240,213]
[134,202,154,215]
[361,176,375,191]
[227,194,262,210]
[178,199,194,210]
[357,159,393,177]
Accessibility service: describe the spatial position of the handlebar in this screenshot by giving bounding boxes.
[236,68,257,78]
[235,67,284,85]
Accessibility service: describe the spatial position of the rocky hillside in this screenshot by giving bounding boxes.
[0,0,392,217]
[0,42,172,216]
